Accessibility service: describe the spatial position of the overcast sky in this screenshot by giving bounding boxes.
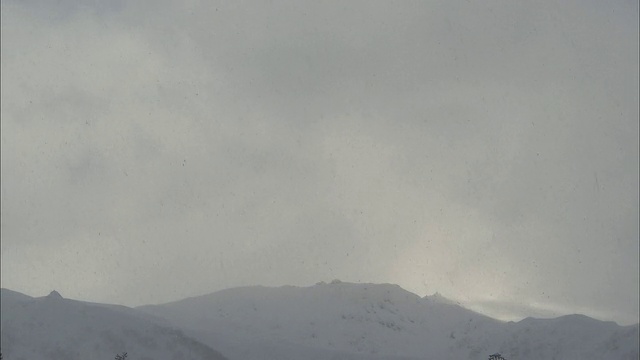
[1,0,638,325]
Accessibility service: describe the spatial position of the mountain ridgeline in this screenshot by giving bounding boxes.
[0,289,227,360]
[137,281,639,360]
[1,282,638,360]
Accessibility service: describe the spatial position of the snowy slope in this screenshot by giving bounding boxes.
[139,281,639,360]
[0,289,228,360]
[500,315,639,359]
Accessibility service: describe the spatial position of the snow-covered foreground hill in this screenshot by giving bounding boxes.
[138,281,639,360]
[0,289,228,360]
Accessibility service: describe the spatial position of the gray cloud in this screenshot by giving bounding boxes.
[1,0,638,325]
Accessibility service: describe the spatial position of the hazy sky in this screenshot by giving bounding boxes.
[1,0,638,325]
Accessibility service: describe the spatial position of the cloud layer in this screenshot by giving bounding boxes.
[1,0,638,325]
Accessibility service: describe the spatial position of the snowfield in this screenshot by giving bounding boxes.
[138,281,639,360]
[2,282,638,360]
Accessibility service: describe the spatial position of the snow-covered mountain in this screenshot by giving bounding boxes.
[0,289,228,360]
[138,281,639,360]
[2,283,637,360]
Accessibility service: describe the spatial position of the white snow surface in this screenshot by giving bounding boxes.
[0,289,227,360]
[2,283,638,360]
[138,282,639,360]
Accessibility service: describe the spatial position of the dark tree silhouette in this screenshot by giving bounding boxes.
[115,352,128,360]
[488,353,506,360]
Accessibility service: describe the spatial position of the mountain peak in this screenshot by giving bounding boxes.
[47,290,63,299]
[425,292,458,305]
